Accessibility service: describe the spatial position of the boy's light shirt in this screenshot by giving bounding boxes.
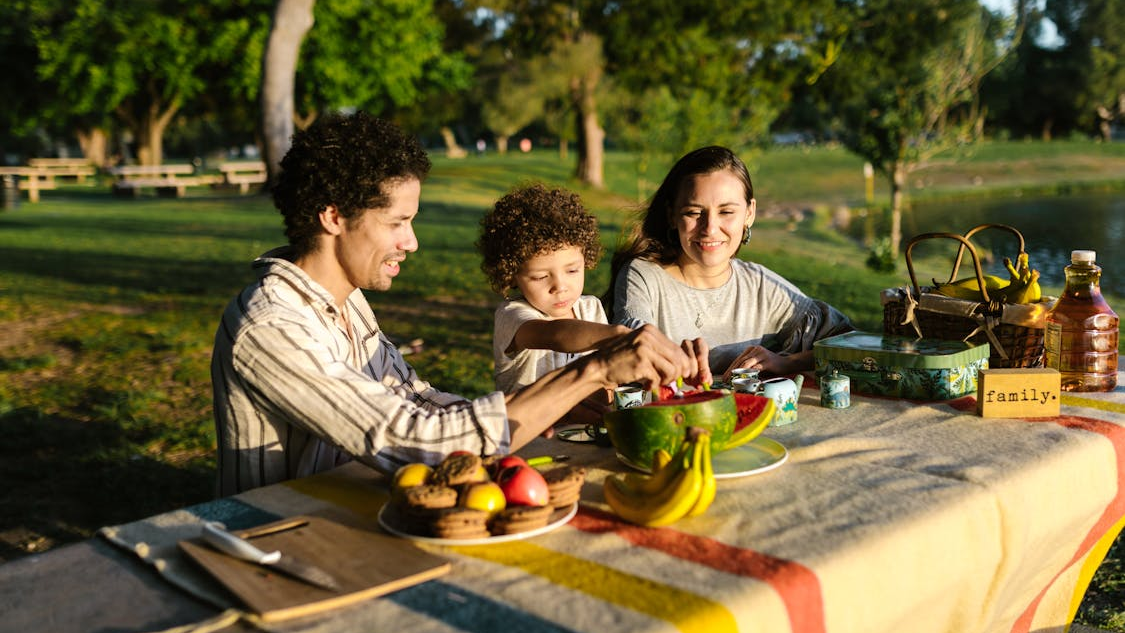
[492,295,608,393]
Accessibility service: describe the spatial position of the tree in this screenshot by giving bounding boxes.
[981,1,1077,140]
[813,0,1018,255]
[1045,0,1125,141]
[294,0,471,128]
[0,1,61,160]
[596,0,834,191]
[261,0,314,182]
[469,0,609,186]
[33,0,269,166]
[480,58,545,153]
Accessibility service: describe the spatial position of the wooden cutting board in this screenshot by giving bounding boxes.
[179,515,450,622]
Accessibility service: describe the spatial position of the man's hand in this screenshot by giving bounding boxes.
[595,324,698,390]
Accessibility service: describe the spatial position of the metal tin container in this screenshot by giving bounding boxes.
[820,370,851,409]
[813,331,990,400]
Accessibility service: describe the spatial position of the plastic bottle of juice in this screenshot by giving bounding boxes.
[1044,250,1119,392]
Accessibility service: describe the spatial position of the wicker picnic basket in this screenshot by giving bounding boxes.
[881,223,1052,369]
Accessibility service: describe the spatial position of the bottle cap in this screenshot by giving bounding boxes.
[1072,250,1096,264]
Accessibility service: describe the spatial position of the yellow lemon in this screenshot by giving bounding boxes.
[393,463,432,489]
[460,481,507,515]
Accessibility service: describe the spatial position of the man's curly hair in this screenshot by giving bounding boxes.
[271,111,431,258]
[477,183,603,297]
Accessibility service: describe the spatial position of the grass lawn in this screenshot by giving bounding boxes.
[1,139,1124,629]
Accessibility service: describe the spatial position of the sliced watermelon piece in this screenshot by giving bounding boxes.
[719,393,776,451]
[603,390,737,470]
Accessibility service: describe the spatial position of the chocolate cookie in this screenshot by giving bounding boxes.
[489,504,553,535]
[431,507,490,539]
[543,465,586,509]
[399,483,458,510]
[431,453,484,487]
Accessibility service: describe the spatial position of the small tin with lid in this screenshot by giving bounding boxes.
[820,370,850,409]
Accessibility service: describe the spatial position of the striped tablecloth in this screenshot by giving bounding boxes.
[100,374,1125,633]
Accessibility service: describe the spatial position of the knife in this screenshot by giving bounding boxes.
[200,521,343,592]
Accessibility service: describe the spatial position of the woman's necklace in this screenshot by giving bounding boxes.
[691,290,726,328]
[677,262,732,329]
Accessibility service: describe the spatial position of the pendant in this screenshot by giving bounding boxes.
[695,313,704,328]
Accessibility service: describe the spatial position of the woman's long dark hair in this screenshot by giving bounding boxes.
[603,146,754,320]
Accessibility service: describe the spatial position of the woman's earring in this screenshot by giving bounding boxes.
[741,226,751,245]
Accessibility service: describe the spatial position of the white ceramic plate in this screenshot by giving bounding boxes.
[378,502,578,546]
[711,437,788,479]
[618,436,788,480]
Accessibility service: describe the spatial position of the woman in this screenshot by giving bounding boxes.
[605,146,853,379]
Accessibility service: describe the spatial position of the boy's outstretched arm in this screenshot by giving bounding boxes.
[510,319,632,355]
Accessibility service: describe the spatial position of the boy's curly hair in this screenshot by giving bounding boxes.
[271,111,431,258]
[477,183,602,297]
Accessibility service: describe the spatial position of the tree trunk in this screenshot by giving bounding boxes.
[558,139,568,160]
[136,99,179,166]
[572,76,604,188]
[76,127,108,168]
[1096,105,1112,142]
[889,162,906,257]
[261,0,315,185]
[496,136,509,154]
[440,126,467,158]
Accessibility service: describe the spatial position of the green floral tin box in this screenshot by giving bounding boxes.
[813,332,990,400]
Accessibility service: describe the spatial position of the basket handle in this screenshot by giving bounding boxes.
[947,223,1026,283]
[904,232,995,304]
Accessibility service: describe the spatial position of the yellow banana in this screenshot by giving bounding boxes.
[686,432,716,517]
[1000,253,1043,304]
[1004,255,1023,283]
[623,441,690,494]
[999,269,1042,304]
[604,434,704,527]
[933,274,1007,301]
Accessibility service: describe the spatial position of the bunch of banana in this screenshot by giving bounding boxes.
[933,251,1042,304]
[603,427,716,527]
[998,252,1042,304]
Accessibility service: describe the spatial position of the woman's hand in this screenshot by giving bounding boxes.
[724,346,814,380]
[680,337,712,387]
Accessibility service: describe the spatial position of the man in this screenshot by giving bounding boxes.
[211,112,703,496]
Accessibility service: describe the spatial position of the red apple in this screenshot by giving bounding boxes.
[496,465,549,507]
[489,455,527,478]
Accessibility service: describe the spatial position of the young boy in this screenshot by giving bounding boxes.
[478,184,630,423]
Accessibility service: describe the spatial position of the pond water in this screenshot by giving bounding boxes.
[901,192,1125,297]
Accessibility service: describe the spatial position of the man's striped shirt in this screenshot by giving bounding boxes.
[211,247,510,496]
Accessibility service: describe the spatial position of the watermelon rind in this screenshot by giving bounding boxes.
[720,393,776,451]
[603,390,737,470]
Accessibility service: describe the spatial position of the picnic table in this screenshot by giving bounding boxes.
[218,160,268,194]
[2,372,1123,633]
[27,158,97,183]
[0,167,55,203]
[108,164,218,198]
[0,159,99,204]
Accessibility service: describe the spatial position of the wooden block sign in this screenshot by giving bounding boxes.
[976,368,1061,418]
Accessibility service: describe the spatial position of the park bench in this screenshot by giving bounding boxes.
[27,158,97,183]
[108,164,215,198]
[218,160,268,194]
[0,166,59,203]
